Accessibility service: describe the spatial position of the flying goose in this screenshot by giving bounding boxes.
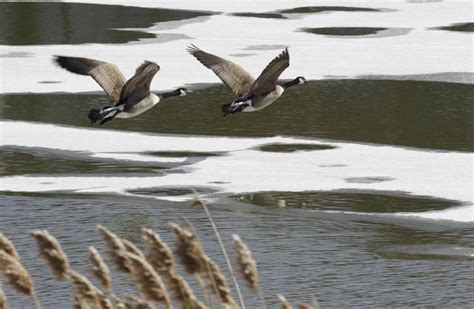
[54,56,192,124]
[187,45,305,115]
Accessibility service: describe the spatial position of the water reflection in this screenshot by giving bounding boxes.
[234,191,458,213]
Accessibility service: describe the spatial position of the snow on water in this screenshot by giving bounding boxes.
[1,121,473,223]
[0,0,472,94]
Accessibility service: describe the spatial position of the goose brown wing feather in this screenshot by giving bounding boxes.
[119,61,160,111]
[248,48,289,96]
[187,44,255,98]
[54,56,126,103]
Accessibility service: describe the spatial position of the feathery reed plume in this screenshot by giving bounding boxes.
[169,223,206,275]
[311,295,320,309]
[125,253,170,308]
[123,294,156,309]
[30,230,69,281]
[193,195,244,308]
[168,271,205,309]
[73,290,89,309]
[88,247,111,291]
[142,228,174,273]
[0,251,41,308]
[233,234,266,308]
[232,234,259,291]
[110,295,125,309]
[0,283,8,309]
[0,233,20,261]
[97,225,130,273]
[277,294,293,309]
[142,228,204,308]
[122,239,146,261]
[206,258,238,308]
[297,304,315,309]
[68,270,112,309]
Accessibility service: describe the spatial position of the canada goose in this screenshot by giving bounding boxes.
[54,56,192,124]
[187,45,305,115]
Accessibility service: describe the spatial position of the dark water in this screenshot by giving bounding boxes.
[231,12,287,19]
[0,2,211,45]
[231,6,382,20]
[301,27,387,36]
[278,6,381,14]
[2,80,473,151]
[433,22,474,33]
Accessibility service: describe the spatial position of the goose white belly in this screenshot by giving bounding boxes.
[116,93,160,118]
[244,85,284,112]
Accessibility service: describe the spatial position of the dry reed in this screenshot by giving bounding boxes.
[125,253,170,308]
[232,234,259,291]
[278,294,293,309]
[296,304,315,309]
[122,239,146,261]
[123,294,156,309]
[142,228,174,273]
[142,228,204,308]
[0,283,8,309]
[97,225,130,273]
[0,233,20,261]
[68,270,112,309]
[206,258,239,308]
[170,223,207,275]
[30,230,69,281]
[0,251,41,308]
[88,246,111,291]
[193,196,245,308]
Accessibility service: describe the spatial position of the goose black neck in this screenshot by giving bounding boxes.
[283,78,300,89]
[159,89,180,100]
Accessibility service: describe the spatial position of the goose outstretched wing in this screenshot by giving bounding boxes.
[248,48,289,96]
[54,56,127,103]
[187,44,255,98]
[119,61,160,111]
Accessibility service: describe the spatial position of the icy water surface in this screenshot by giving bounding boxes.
[1,0,473,308]
[0,2,211,45]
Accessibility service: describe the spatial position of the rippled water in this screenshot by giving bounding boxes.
[1,1,473,308]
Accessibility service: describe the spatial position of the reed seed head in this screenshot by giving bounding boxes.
[170,223,207,275]
[0,284,8,309]
[142,228,174,273]
[88,246,111,290]
[68,270,112,309]
[0,251,34,296]
[297,304,315,309]
[121,239,146,261]
[123,294,156,309]
[206,258,238,308]
[277,294,293,309]
[30,230,69,280]
[0,233,20,261]
[97,225,130,273]
[232,234,259,291]
[125,253,170,306]
[168,270,205,309]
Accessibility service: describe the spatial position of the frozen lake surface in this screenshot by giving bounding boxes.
[0,0,473,308]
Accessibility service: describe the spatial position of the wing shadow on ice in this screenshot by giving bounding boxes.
[0,2,212,45]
